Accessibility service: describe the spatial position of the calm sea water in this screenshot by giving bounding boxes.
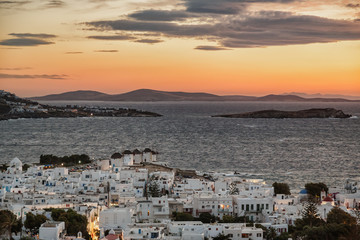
[1,101,359,189]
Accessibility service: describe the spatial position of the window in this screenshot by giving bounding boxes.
[266,204,269,209]
[242,233,249,238]
[242,204,244,210]
[251,204,254,210]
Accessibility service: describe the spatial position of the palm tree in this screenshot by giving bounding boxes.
[0,210,18,240]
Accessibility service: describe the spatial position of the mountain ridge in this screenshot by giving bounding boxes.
[30,89,360,102]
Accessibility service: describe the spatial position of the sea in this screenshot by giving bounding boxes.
[1,101,359,190]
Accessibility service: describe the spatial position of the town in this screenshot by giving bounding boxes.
[1,149,359,240]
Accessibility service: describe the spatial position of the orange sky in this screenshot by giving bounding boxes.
[0,0,359,97]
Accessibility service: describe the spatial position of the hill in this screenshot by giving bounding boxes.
[0,90,161,120]
[213,108,352,118]
[31,90,110,101]
[30,89,359,102]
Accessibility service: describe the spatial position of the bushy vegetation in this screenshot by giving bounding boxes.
[272,182,291,195]
[24,213,47,235]
[50,208,89,239]
[39,154,91,166]
[305,182,328,198]
[0,210,22,240]
[292,199,359,239]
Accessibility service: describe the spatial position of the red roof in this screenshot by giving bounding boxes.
[323,196,333,202]
[105,234,119,240]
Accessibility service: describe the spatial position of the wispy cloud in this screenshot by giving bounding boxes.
[0,73,68,79]
[47,0,65,7]
[65,51,83,54]
[194,45,230,51]
[134,39,163,44]
[0,33,57,47]
[129,10,194,21]
[0,38,54,46]
[87,35,135,40]
[346,3,360,8]
[0,67,32,70]
[9,33,57,38]
[94,50,118,52]
[85,10,360,48]
[0,0,30,8]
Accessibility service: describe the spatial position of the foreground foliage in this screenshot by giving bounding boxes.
[293,199,359,240]
[40,154,91,166]
[50,208,89,239]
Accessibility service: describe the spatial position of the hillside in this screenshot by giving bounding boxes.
[0,90,161,120]
[213,108,352,118]
[30,89,359,102]
[31,90,110,101]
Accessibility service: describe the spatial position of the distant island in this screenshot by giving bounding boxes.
[0,90,161,121]
[212,108,352,119]
[30,89,360,102]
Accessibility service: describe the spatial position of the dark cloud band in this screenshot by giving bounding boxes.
[0,73,68,79]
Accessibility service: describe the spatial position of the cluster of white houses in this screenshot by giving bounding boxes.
[1,151,360,240]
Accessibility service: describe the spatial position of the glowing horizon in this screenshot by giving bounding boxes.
[1,0,360,98]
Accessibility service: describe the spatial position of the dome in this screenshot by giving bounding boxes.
[111,153,122,159]
[122,150,132,154]
[133,149,141,154]
[10,157,22,167]
[323,196,333,202]
[299,189,308,194]
[143,148,152,153]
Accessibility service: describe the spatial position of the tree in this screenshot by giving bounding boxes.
[327,207,356,225]
[50,208,65,220]
[198,212,216,223]
[0,210,18,240]
[221,215,235,223]
[22,164,31,172]
[301,198,323,228]
[305,182,328,198]
[24,213,47,235]
[174,212,194,221]
[229,183,239,195]
[147,176,161,198]
[49,208,89,239]
[272,182,291,195]
[11,219,22,237]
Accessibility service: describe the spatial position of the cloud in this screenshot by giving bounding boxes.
[87,35,135,40]
[0,67,32,70]
[0,1,30,7]
[346,4,360,8]
[0,73,68,79]
[9,33,57,38]
[85,20,214,36]
[184,0,245,14]
[194,45,230,50]
[129,10,194,21]
[65,52,83,54]
[85,11,360,48]
[0,38,54,46]
[0,33,57,47]
[44,0,65,8]
[134,39,163,44]
[94,50,118,52]
[183,0,297,15]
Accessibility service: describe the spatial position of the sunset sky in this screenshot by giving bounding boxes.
[0,0,360,97]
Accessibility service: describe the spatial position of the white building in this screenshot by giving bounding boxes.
[39,221,66,240]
